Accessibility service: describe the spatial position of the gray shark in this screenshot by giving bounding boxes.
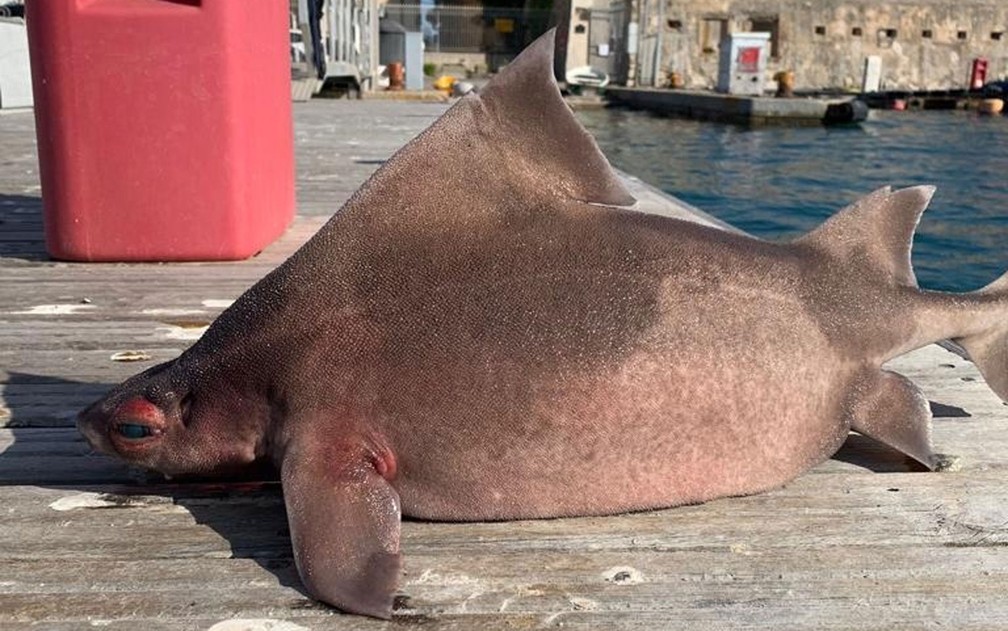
[76,30,1008,618]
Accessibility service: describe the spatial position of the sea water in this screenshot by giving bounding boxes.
[576,108,1008,292]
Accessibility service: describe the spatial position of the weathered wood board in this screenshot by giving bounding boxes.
[1,101,1007,630]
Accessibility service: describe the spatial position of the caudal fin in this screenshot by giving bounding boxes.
[955,271,1008,401]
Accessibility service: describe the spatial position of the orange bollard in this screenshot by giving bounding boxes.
[387,62,405,91]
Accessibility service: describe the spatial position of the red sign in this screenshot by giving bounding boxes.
[970,58,988,89]
[737,46,761,72]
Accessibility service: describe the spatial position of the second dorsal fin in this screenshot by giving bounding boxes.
[796,186,936,287]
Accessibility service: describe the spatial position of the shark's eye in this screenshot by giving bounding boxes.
[116,423,155,440]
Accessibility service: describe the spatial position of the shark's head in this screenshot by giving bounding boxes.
[77,356,268,478]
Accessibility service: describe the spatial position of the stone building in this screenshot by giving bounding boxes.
[570,0,1008,91]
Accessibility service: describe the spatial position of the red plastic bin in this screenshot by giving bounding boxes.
[26,0,295,261]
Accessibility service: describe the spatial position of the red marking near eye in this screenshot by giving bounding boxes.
[115,398,165,426]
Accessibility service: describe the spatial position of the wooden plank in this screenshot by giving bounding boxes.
[4,100,1008,629]
[1,477,1007,629]
[6,473,1008,555]
[2,554,1007,630]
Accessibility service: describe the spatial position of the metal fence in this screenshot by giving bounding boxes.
[382,4,553,55]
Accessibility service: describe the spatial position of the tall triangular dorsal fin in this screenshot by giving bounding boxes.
[429,28,633,206]
[796,186,936,287]
[472,28,635,207]
[322,28,634,240]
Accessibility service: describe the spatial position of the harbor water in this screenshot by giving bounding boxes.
[576,108,1008,292]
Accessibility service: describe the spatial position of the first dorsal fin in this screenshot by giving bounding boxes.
[473,29,635,207]
[796,186,936,286]
[336,28,635,217]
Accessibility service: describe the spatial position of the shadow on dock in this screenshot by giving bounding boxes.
[0,194,47,261]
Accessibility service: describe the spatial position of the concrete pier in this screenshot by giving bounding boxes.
[606,86,868,126]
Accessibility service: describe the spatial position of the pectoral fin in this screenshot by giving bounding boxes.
[280,435,402,618]
[848,370,936,469]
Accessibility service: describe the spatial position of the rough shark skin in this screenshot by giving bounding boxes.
[78,30,1008,618]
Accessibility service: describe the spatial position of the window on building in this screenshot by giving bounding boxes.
[877,28,897,48]
[958,30,968,40]
[922,29,933,39]
[992,31,1004,41]
[852,27,863,36]
[667,19,683,31]
[750,16,780,58]
[815,25,826,36]
[700,17,728,54]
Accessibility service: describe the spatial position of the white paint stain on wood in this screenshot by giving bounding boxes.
[201,299,235,309]
[48,491,185,513]
[141,308,208,316]
[206,620,311,631]
[109,350,152,362]
[157,325,209,341]
[9,304,95,315]
[49,492,123,511]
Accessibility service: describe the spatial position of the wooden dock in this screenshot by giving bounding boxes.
[2,100,1008,630]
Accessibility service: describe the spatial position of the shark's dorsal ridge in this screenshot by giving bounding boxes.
[797,186,935,286]
[331,28,634,226]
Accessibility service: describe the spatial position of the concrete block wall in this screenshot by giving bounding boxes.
[643,0,1008,91]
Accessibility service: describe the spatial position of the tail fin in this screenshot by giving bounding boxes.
[796,186,936,287]
[955,271,1008,401]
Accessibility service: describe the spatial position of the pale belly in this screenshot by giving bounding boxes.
[387,331,855,521]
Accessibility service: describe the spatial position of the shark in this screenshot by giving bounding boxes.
[76,29,1008,618]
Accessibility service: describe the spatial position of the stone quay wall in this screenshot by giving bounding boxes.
[637,0,1007,91]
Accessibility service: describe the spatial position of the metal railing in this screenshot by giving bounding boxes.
[382,4,553,54]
